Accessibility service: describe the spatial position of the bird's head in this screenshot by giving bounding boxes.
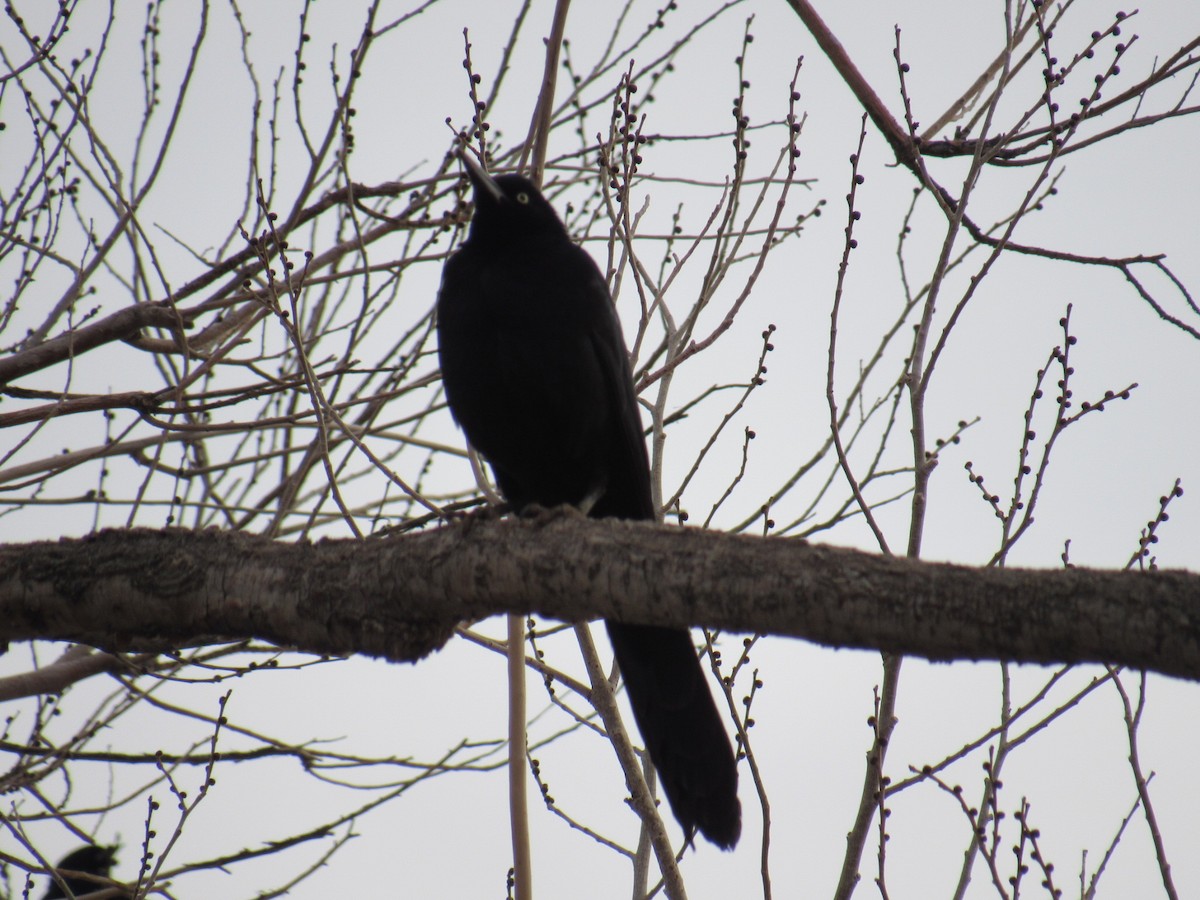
[54,844,118,874]
[459,152,567,239]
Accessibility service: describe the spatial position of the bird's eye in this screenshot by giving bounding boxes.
[515,192,530,204]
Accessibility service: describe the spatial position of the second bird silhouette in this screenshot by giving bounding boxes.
[437,152,741,849]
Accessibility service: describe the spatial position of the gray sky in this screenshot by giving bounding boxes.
[2,1,1199,897]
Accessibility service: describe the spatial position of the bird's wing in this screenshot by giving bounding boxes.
[575,257,656,522]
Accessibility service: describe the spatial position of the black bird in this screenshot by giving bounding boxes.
[437,153,741,849]
[42,844,124,899]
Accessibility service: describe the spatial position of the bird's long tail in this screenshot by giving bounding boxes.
[604,621,742,849]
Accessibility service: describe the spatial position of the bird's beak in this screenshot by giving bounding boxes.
[459,150,504,204]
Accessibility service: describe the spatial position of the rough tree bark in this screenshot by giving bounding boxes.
[2,514,1197,686]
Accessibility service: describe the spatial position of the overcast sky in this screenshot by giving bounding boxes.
[3,1,1199,897]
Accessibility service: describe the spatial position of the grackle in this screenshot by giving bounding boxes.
[436,153,741,849]
[42,844,125,899]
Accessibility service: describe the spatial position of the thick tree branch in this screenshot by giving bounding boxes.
[783,0,918,171]
[1,518,1197,680]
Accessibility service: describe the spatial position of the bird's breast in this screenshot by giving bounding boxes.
[437,246,615,508]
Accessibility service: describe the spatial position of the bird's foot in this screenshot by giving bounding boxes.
[516,503,587,526]
[444,500,509,535]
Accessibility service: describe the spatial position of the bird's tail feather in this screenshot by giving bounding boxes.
[604,621,742,849]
